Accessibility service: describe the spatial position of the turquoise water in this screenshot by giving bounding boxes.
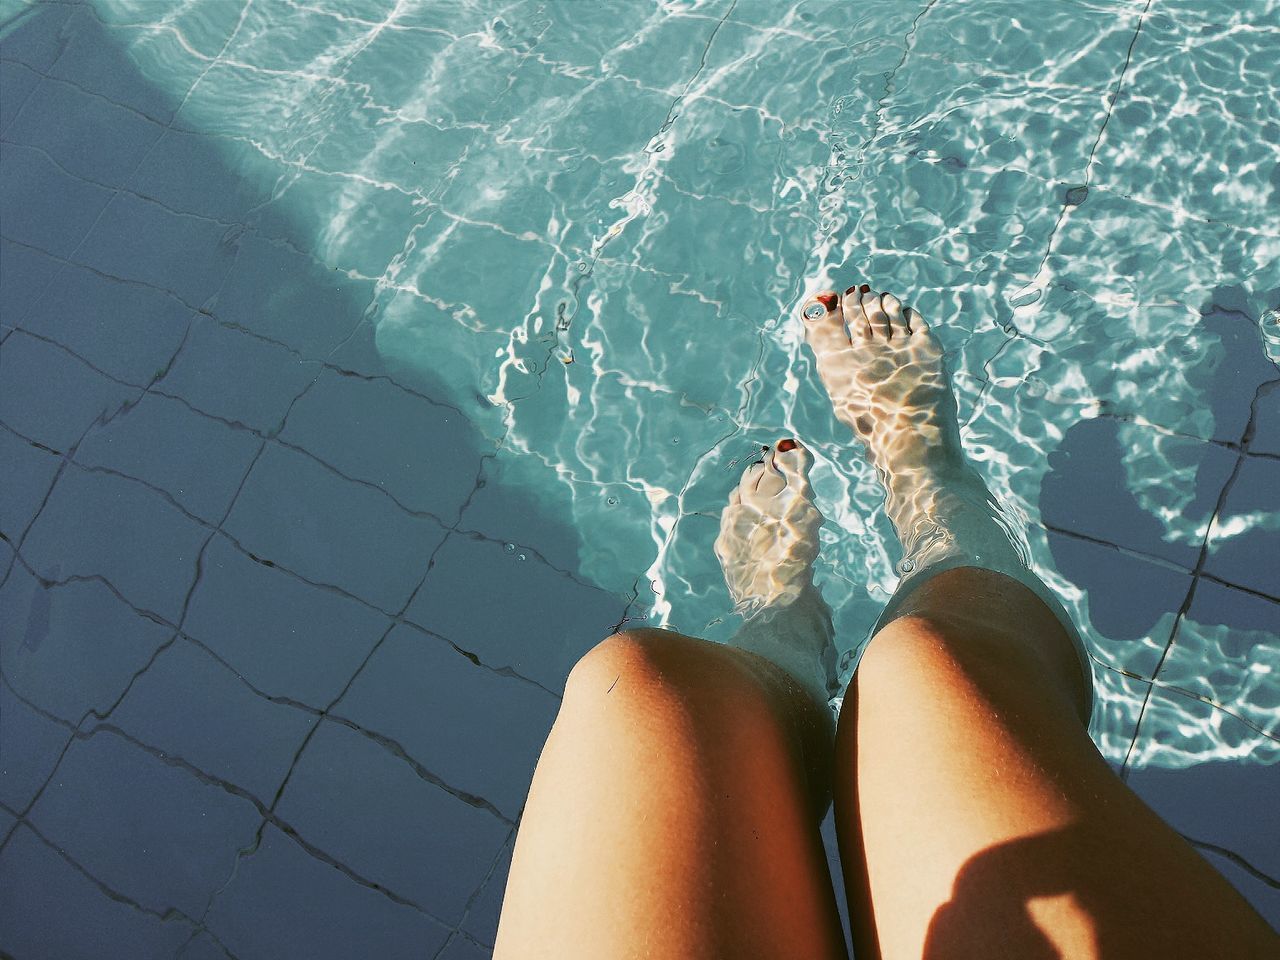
[9,0,1279,769]
[2,0,1279,951]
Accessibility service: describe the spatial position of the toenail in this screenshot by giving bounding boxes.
[776,438,798,453]
[845,285,860,296]
[859,284,871,293]
[816,293,839,311]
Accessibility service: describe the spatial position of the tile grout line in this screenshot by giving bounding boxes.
[1119,376,1280,776]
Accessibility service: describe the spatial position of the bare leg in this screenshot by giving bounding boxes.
[801,286,1278,959]
[494,445,846,959]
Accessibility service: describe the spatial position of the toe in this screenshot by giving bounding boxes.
[754,454,787,499]
[863,290,892,338]
[771,437,813,489]
[842,284,871,339]
[801,291,850,355]
[883,292,909,337]
[740,459,768,493]
[905,306,928,334]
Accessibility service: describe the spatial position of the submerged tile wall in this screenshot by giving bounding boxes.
[1,1,1277,957]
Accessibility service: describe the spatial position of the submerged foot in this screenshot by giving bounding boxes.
[800,285,1027,578]
[715,439,837,707]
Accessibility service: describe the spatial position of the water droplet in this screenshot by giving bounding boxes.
[899,559,916,574]
[606,496,618,506]
[672,437,681,444]
[504,543,516,553]
[517,553,527,561]
[803,302,826,320]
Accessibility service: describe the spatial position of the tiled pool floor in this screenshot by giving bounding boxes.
[1,1,1278,957]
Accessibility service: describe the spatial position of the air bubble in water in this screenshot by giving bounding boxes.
[899,559,915,573]
[803,302,826,320]
[504,543,516,553]
[517,553,527,561]
[606,496,618,506]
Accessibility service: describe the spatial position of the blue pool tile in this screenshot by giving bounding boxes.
[184,535,389,707]
[0,682,71,812]
[27,731,261,918]
[407,533,626,692]
[437,936,493,960]
[110,639,318,801]
[46,7,185,123]
[19,260,192,385]
[0,332,138,450]
[0,563,174,721]
[0,2,74,72]
[1040,417,1238,569]
[460,836,512,948]
[1127,722,1280,879]
[388,215,549,331]
[341,27,515,128]
[156,316,320,432]
[0,425,61,540]
[75,192,240,308]
[1090,669,1152,772]
[1049,189,1245,310]
[334,623,560,821]
[1196,847,1280,931]
[223,443,447,612]
[531,0,673,73]
[275,719,510,925]
[183,534,388,700]
[76,392,261,524]
[250,165,419,278]
[5,73,164,185]
[455,454,583,575]
[0,824,193,960]
[0,141,114,257]
[1090,2,1278,229]
[210,232,374,357]
[1248,383,1280,456]
[206,824,451,960]
[280,367,480,520]
[1155,579,1280,747]
[21,465,208,622]
[1205,455,1280,598]
[1044,530,1191,679]
[0,60,40,135]
[309,108,473,201]
[127,127,277,224]
[0,237,62,323]
[179,931,237,960]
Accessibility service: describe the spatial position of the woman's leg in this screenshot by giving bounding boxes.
[801,285,1278,958]
[495,444,847,959]
[493,629,846,960]
[838,568,1276,959]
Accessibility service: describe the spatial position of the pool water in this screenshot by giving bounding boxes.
[1,0,1278,954]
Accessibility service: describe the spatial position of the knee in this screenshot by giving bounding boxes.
[565,628,766,713]
[567,628,703,698]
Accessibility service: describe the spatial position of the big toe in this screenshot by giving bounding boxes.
[771,437,813,493]
[801,291,852,358]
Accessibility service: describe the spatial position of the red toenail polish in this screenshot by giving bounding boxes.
[860,283,871,293]
[845,285,859,296]
[776,438,798,453]
[816,293,839,311]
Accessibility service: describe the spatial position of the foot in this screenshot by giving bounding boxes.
[715,439,837,707]
[800,285,1028,578]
